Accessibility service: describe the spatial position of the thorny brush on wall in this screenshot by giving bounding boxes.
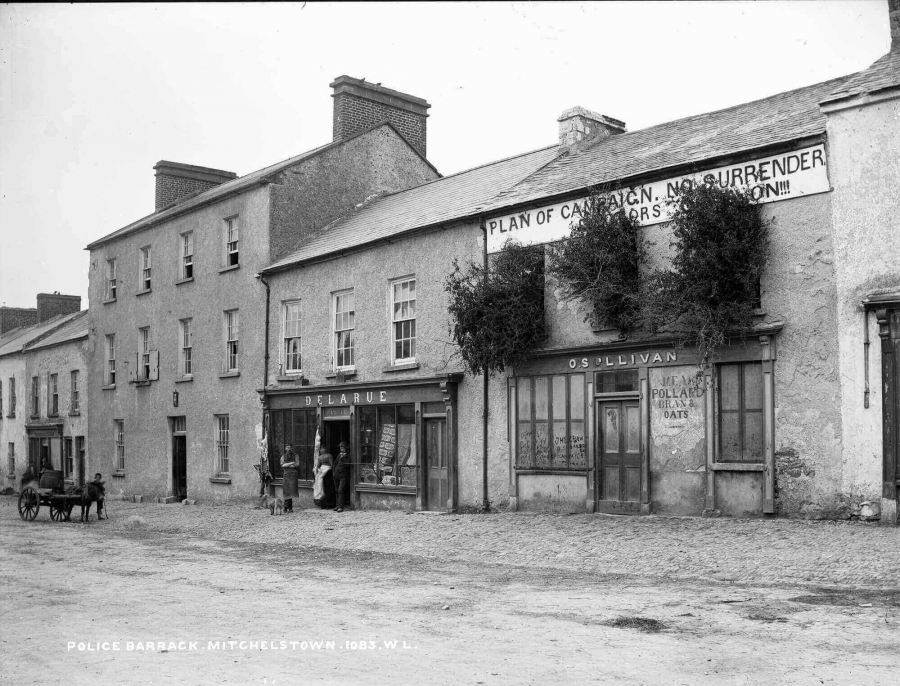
[547,191,648,335]
[445,239,546,377]
[643,180,771,369]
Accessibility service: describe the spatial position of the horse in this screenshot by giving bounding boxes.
[80,481,105,522]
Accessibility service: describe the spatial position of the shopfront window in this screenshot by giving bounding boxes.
[358,404,417,487]
[270,408,317,481]
[516,374,586,470]
[718,362,763,462]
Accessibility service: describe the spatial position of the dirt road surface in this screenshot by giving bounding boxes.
[1,497,898,685]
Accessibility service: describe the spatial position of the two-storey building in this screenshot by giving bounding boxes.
[257,8,899,521]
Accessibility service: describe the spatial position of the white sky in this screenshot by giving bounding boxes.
[0,1,890,308]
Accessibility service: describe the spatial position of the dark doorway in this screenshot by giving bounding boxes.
[172,435,186,503]
[597,400,641,514]
[325,419,351,508]
[41,438,51,469]
[424,418,448,511]
[76,437,85,488]
[879,307,900,513]
[28,437,39,474]
[324,420,350,459]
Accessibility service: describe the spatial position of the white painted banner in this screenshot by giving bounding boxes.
[486,144,830,252]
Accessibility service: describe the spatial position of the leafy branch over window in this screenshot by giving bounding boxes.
[445,240,545,376]
[645,180,771,367]
[547,194,647,334]
[546,181,770,368]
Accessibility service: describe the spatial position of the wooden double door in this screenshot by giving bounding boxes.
[597,400,641,514]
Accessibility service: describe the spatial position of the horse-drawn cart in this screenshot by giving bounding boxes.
[17,469,92,522]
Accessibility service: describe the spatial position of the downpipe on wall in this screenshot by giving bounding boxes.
[257,272,271,422]
[480,218,490,513]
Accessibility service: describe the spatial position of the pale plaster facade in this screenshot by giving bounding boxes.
[24,327,90,488]
[263,223,515,510]
[0,312,86,493]
[822,82,900,524]
[86,125,437,504]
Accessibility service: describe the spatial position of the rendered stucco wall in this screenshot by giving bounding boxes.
[0,335,88,493]
[539,189,845,517]
[649,366,707,515]
[87,186,271,504]
[266,222,514,510]
[825,93,900,520]
[0,355,27,490]
[24,339,89,480]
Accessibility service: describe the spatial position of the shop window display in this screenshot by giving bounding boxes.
[270,408,317,480]
[358,404,417,487]
[516,374,586,470]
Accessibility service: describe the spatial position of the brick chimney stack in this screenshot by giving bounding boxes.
[558,106,626,154]
[890,0,900,52]
[0,307,38,335]
[154,161,237,212]
[331,76,431,157]
[36,293,81,323]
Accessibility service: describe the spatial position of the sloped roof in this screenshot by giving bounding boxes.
[263,145,558,271]
[25,310,89,352]
[0,311,85,358]
[86,122,436,250]
[480,76,853,215]
[820,50,900,104]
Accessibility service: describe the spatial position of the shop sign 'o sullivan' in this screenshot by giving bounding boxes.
[570,350,678,369]
[486,144,829,253]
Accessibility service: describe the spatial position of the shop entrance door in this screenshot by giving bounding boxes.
[325,419,351,507]
[172,436,187,501]
[597,400,641,514]
[424,418,448,511]
[324,420,351,459]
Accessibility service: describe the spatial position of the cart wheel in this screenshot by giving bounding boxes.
[50,498,66,522]
[18,487,40,521]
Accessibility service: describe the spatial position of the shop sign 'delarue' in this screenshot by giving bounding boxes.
[486,144,829,252]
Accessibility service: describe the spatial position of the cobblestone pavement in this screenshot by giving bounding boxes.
[3,497,899,684]
[23,498,897,589]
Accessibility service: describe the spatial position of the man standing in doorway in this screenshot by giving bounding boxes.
[333,441,351,513]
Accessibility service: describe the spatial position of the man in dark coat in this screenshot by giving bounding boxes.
[332,441,351,513]
[91,473,106,520]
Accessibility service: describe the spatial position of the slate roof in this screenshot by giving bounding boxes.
[0,311,85,358]
[480,76,853,215]
[820,49,900,104]
[85,122,436,250]
[25,310,89,352]
[263,145,558,271]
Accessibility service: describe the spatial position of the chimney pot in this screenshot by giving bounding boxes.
[558,106,626,154]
